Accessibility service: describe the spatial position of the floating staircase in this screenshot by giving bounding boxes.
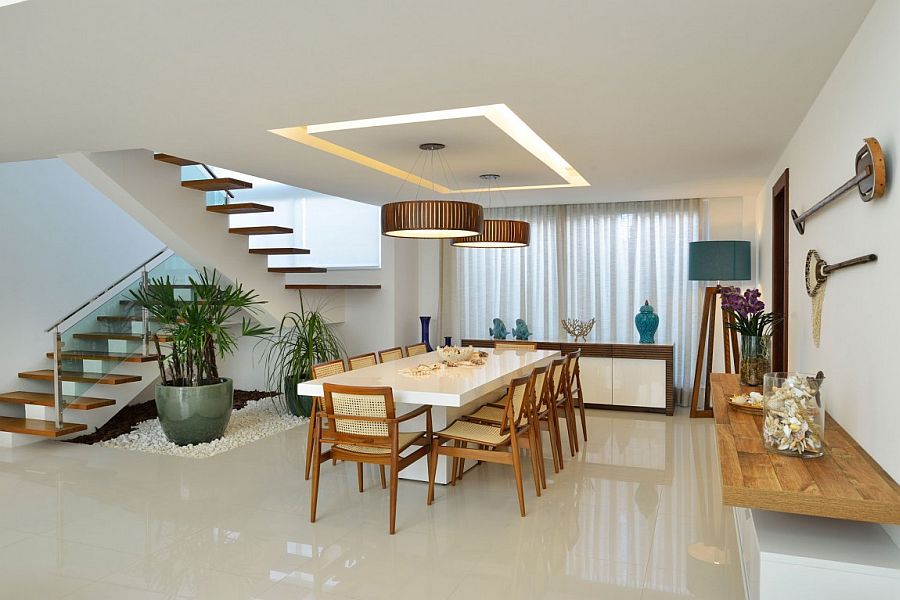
[153,153,381,291]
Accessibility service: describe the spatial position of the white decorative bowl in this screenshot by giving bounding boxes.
[436,345,474,363]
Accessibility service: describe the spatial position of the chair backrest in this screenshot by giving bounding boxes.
[321,383,395,450]
[556,353,572,399]
[349,353,377,370]
[498,373,536,434]
[495,340,538,350]
[567,349,582,391]
[311,358,345,380]
[535,361,555,414]
[529,365,548,417]
[547,357,565,399]
[378,347,404,363]
[405,343,428,357]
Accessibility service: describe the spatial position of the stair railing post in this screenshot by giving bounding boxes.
[141,266,149,357]
[52,327,63,429]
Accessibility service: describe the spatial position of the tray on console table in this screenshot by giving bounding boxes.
[711,373,900,524]
[461,338,674,415]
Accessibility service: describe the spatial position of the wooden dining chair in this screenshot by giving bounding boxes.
[495,340,538,350]
[304,358,346,482]
[464,365,550,489]
[554,354,579,456]
[567,349,588,442]
[405,343,428,357]
[539,357,568,471]
[427,373,540,517]
[310,383,432,535]
[349,352,377,370]
[378,347,404,363]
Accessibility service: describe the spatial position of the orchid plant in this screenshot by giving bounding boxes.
[720,287,783,337]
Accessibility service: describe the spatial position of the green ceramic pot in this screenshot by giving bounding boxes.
[155,378,233,445]
[284,375,313,418]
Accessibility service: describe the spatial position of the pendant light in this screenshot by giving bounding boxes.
[451,174,530,247]
[381,143,483,239]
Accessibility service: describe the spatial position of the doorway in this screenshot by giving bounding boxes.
[772,169,789,371]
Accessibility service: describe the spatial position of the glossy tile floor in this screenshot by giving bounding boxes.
[0,408,745,599]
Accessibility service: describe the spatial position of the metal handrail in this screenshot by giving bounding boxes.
[200,164,234,200]
[44,247,169,332]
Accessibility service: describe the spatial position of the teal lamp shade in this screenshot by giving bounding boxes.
[688,241,751,282]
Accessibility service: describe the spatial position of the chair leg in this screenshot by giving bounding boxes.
[450,440,460,486]
[544,419,560,474]
[562,401,577,456]
[357,462,364,493]
[310,423,322,523]
[457,441,466,481]
[509,434,526,517]
[566,397,580,453]
[427,440,440,505]
[380,465,387,490]
[526,430,541,497]
[576,388,588,442]
[304,399,318,481]
[550,403,566,468]
[389,460,399,535]
[532,422,547,489]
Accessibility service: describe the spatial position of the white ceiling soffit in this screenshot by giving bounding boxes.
[0,0,874,206]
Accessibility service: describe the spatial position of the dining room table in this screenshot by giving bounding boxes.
[297,347,560,484]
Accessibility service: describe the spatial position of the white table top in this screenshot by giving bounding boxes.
[297,348,559,407]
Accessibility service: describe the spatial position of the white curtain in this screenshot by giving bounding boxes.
[442,199,704,404]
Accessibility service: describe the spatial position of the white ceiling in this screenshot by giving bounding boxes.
[0,0,874,206]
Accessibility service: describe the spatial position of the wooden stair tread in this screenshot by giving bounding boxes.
[97,315,158,322]
[182,178,252,192]
[18,370,142,385]
[0,416,87,437]
[46,350,159,363]
[207,203,274,215]
[285,284,381,290]
[0,391,115,410]
[73,332,170,342]
[154,153,199,166]
[229,226,293,235]
[268,267,327,273]
[249,247,310,255]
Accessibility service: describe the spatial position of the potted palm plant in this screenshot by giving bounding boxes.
[261,297,345,417]
[130,268,272,445]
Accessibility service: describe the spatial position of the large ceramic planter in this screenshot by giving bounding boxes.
[284,375,313,418]
[155,378,233,445]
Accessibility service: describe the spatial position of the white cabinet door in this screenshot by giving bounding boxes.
[577,356,613,405]
[612,358,666,408]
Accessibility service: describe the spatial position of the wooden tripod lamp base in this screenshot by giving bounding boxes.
[690,286,740,418]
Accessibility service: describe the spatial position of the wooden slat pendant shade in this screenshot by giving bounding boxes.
[451,219,530,247]
[381,200,483,239]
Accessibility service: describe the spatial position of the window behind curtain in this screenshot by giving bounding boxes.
[442,198,704,404]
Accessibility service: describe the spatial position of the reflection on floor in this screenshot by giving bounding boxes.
[0,407,745,599]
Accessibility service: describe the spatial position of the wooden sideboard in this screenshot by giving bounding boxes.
[461,338,674,415]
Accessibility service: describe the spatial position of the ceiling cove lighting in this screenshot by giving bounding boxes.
[381,143,483,239]
[269,104,590,193]
[452,174,530,248]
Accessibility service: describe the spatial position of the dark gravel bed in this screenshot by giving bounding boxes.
[66,390,278,445]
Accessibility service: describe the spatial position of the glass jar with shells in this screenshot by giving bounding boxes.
[762,372,826,458]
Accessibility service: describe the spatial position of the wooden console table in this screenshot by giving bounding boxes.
[711,373,900,524]
[461,338,674,415]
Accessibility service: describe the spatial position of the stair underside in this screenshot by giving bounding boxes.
[285,284,381,290]
[207,203,273,215]
[18,370,141,385]
[229,226,293,235]
[153,153,199,167]
[268,267,327,273]
[73,332,170,342]
[249,247,310,255]
[0,416,87,437]
[182,178,252,192]
[0,391,115,410]
[46,350,159,363]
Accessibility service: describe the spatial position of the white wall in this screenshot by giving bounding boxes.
[0,158,163,414]
[754,0,898,486]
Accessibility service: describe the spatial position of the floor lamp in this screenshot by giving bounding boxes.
[688,241,751,418]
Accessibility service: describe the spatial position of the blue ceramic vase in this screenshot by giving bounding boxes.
[419,316,433,351]
[635,300,659,344]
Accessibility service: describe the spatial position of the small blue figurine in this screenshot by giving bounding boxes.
[512,319,532,340]
[489,318,509,340]
[635,300,660,344]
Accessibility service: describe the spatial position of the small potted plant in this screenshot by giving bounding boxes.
[720,287,783,386]
[130,269,272,445]
[261,297,345,417]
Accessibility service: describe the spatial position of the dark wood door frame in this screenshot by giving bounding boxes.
[772,169,789,371]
